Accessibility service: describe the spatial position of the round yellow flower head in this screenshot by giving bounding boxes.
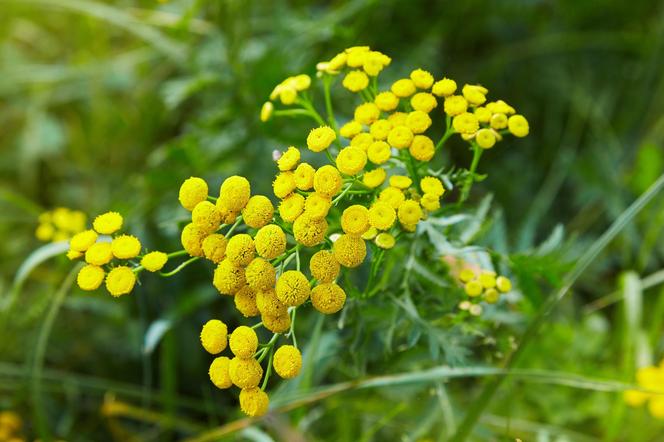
[141,251,168,272]
[411,92,438,113]
[219,176,251,212]
[389,175,412,190]
[490,113,508,130]
[304,193,332,219]
[235,286,259,317]
[508,115,529,137]
[350,132,375,151]
[379,187,406,209]
[273,172,296,199]
[391,78,416,98]
[367,141,391,165]
[85,242,113,266]
[242,195,274,229]
[293,215,328,247]
[277,146,300,171]
[333,234,367,268]
[410,69,434,89]
[229,357,263,389]
[496,276,512,293]
[421,193,441,212]
[406,110,432,134]
[202,234,227,263]
[479,271,497,289]
[362,226,378,240]
[432,78,457,97]
[311,282,347,314]
[307,126,336,152]
[93,212,123,235]
[216,200,239,225]
[474,106,492,123]
[213,259,246,295]
[239,387,269,417]
[362,50,390,76]
[484,288,500,304]
[375,232,396,249]
[245,258,276,291]
[409,135,435,162]
[375,91,399,112]
[105,266,136,297]
[273,345,302,379]
[354,103,380,125]
[209,356,232,389]
[294,162,316,190]
[461,84,488,105]
[262,312,291,333]
[346,46,369,67]
[77,264,105,291]
[465,280,482,297]
[341,205,370,235]
[459,268,476,283]
[444,95,468,116]
[340,120,363,139]
[279,193,305,222]
[369,201,397,230]
[336,146,367,176]
[398,200,423,225]
[254,224,286,259]
[387,126,414,149]
[278,86,296,105]
[476,128,496,149]
[192,201,221,234]
[200,319,228,354]
[343,70,369,92]
[309,249,340,283]
[111,235,141,259]
[70,229,98,253]
[260,101,273,122]
[67,250,83,260]
[226,234,255,266]
[256,289,287,317]
[388,111,408,127]
[363,167,387,188]
[486,100,516,115]
[276,270,311,307]
[181,223,207,258]
[369,119,393,141]
[452,112,479,135]
[420,177,445,197]
[313,165,343,197]
[229,325,258,359]
[179,177,208,211]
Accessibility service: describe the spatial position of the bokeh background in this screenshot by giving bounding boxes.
[1,0,663,441]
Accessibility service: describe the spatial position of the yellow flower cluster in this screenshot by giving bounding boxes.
[624,359,664,419]
[0,410,23,441]
[260,74,312,121]
[459,267,512,305]
[35,207,86,242]
[68,211,168,297]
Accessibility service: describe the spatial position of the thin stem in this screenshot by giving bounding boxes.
[251,322,263,330]
[261,348,274,391]
[459,143,483,204]
[325,149,336,164]
[323,75,339,134]
[332,183,355,205]
[435,126,454,151]
[296,247,301,271]
[298,98,327,126]
[159,257,199,277]
[288,308,298,349]
[224,216,243,237]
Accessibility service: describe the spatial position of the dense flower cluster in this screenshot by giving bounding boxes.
[35,207,86,242]
[624,359,664,419]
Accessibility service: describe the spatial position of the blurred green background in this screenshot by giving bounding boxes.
[1,0,663,441]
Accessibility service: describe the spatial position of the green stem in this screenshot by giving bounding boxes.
[159,257,200,277]
[459,143,483,204]
[261,348,274,391]
[435,127,454,151]
[297,98,327,126]
[251,322,263,330]
[288,308,298,349]
[224,216,243,237]
[332,182,355,205]
[323,75,339,134]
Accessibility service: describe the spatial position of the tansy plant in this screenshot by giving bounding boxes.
[63,46,528,418]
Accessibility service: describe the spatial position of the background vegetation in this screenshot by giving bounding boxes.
[1,0,663,440]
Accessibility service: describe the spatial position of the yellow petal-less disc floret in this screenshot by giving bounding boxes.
[242,195,274,229]
[273,172,296,199]
[387,126,414,149]
[341,205,370,235]
[294,162,315,190]
[309,250,340,283]
[379,187,406,209]
[367,141,391,164]
[479,271,497,289]
[277,146,300,171]
[141,251,168,272]
[229,326,258,359]
[77,264,105,291]
[406,110,432,134]
[262,312,291,333]
[229,357,263,389]
[105,266,136,297]
[256,289,287,317]
[508,114,529,137]
[484,288,500,304]
[192,201,221,234]
[179,177,208,211]
[279,193,305,222]
[459,268,476,283]
[369,119,393,141]
[336,146,367,176]
[368,202,396,230]
[93,211,123,234]
[273,345,302,379]
[350,132,374,151]
[452,112,479,135]
[276,270,311,307]
[306,126,336,152]
[421,193,441,211]
[340,120,363,139]
[343,70,369,92]
[85,242,113,266]
[476,128,496,149]
[202,234,228,263]
[375,232,396,249]
[490,113,508,130]
[375,91,399,112]
[311,282,347,314]
[444,95,468,116]
[67,250,83,260]
[70,229,98,252]
[226,234,255,266]
[219,176,251,212]
[304,193,332,219]
[111,235,141,259]
[409,135,435,161]
[313,165,343,198]
[200,319,228,354]
[465,280,482,297]
[354,103,380,125]
[209,356,233,389]
[391,78,416,98]
[235,286,259,318]
[389,175,412,189]
[397,200,423,225]
[254,224,287,259]
[239,387,269,417]
[293,215,328,247]
[363,168,387,188]
[410,68,434,89]
[420,176,445,197]
[213,259,246,295]
[432,78,457,97]
[496,276,512,293]
[245,258,276,291]
[333,234,367,268]
[411,92,437,113]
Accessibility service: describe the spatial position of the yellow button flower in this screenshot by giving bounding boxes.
[256,288,287,317]
[239,387,269,417]
[375,232,396,249]
[141,251,168,272]
[333,234,366,268]
[397,200,423,225]
[411,92,437,113]
[279,193,305,223]
[452,112,479,135]
[313,165,343,198]
[273,345,302,379]
[374,91,399,112]
[476,128,496,149]
[389,175,412,190]
[235,286,259,317]
[70,229,98,253]
[465,280,482,297]
[200,319,228,354]
[192,201,221,234]
[444,95,468,116]
[306,126,336,152]
[309,249,340,283]
[354,103,380,126]
[93,211,123,235]
[420,193,441,212]
[369,119,393,141]
[242,195,274,229]
[226,234,255,266]
[111,235,141,260]
[387,126,414,149]
[432,78,457,97]
[362,167,387,188]
[378,187,406,209]
[245,257,276,291]
[508,114,529,137]
[202,234,227,264]
[496,276,512,293]
[409,135,435,162]
[340,120,363,139]
[229,326,258,359]
[229,357,263,389]
[410,69,434,89]
[213,259,246,295]
[336,146,367,176]
[273,171,296,199]
[276,270,310,307]
[293,215,328,247]
[391,78,416,98]
[77,264,105,291]
[462,84,488,105]
[85,242,113,266]
[262,312,291,333]
[260,101,273,122]
[277,146,300,171]
[219,176,251,212]
[209,356,233,389]
[254,224,286,259]
[490,113,508,130]
[304,193,332,219]
[105,266,136,297]
[179,177,208,211]
[341,205,370,235]
[367,141,391,165]
[294,162,315,190]
[420,177,445,197]
[343,70,369,92]
[311,282,347,314]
